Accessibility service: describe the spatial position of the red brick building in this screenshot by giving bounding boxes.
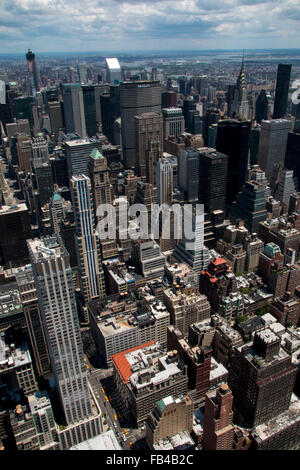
[202,384,235,450]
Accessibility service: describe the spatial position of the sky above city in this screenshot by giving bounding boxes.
[0,0,300,53]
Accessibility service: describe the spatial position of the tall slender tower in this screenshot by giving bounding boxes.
[156,157,173,205]
[88,148,113,210]
[26,49,40,97]
[88,149,118,260]
[27,236,93,425]
[62,84,87,138]
[134,112,163,184]
[71,175,106,304]
[173,205,210,274]
[120,80,161,168]
[255,90,269,123]
[232,52,249,119]
[273,64,292,119]
[202,384,235,450]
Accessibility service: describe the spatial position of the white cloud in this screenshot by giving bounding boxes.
[0,0,299,52]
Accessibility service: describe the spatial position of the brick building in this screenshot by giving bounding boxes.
[202,384,235,450]
[229,329,297,426]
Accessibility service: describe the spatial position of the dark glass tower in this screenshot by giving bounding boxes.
[198,147,228,215]
[120,80,161,168]
[100,85,120,144]
[203,108,221,146]
[226,84,236,117]
[216,119,251,205]
[255,90,268,123]
[82,85,97,137]
[13,96,35,129]
[285,131,300,189]
[231,181,267,233]
[273,64,292,119]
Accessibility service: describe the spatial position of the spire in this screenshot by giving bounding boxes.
[236,50,247,92]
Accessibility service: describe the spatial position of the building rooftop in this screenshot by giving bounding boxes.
[96,304,168,339]
[153,430,195,451]
[239,336,289,369]
[112,341,157,383]
[210,357,228,382]
[105,58,121,70]
[28,391,51,413]
[0,333,32,370]
[52,192,62,202]
[0,203,28,215]
[70,430,121,450]
[0,289,22,318]
[256,328,279,344]
[252,395,300,442]
[27,236,66,263]
[112,341,185,391]
[90,148,104,160]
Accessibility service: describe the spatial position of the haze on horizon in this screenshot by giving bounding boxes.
[1,0,300,54]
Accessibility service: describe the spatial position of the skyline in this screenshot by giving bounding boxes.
[1,0,300,53]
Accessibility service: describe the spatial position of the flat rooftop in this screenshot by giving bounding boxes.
[252,396,300,442]
[28,236,65,262]
[154,430,195,451]
[0,290,22,317]
[0,334,32,369]
[0,203,28,214]
[70,430,121,450]
[105,58,121,69]
[210,357,228,381]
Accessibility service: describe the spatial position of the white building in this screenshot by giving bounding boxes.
[105,58,122,85]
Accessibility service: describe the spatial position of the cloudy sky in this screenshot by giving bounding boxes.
[0,0,300,53]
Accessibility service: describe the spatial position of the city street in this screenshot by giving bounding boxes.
[86,352,147,449]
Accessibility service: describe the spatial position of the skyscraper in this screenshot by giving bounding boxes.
[0,203,31,267]
[216,119,251,204]
[156,157,173,205]
[173,205,210,274]
[231,181,268,233]
[162,107,185,140]
[120,80,161,168]
[31,135,49,161]
[105,58,122,85]
[231,54,249,119]
[255,90,269,123]
[202,384,234,450]
[134,112,163,184]
[81,85,98,137]
[100,85,120,144]
[273,64,292,119]
[62,84,87,138]
[203,108,221,146]
[284,131,300,190]
[257,119,292,180]
[88,148,113,210]
[26,49,40,97]
[28,236,94,425]
[198,147,228,215]
[64,136,103,179]
[48,101,63,134]
[178,147,201,203]
[77,64,87,84]
[15,264,51,378]
[229,329,297,426]
[71,175,106,304]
